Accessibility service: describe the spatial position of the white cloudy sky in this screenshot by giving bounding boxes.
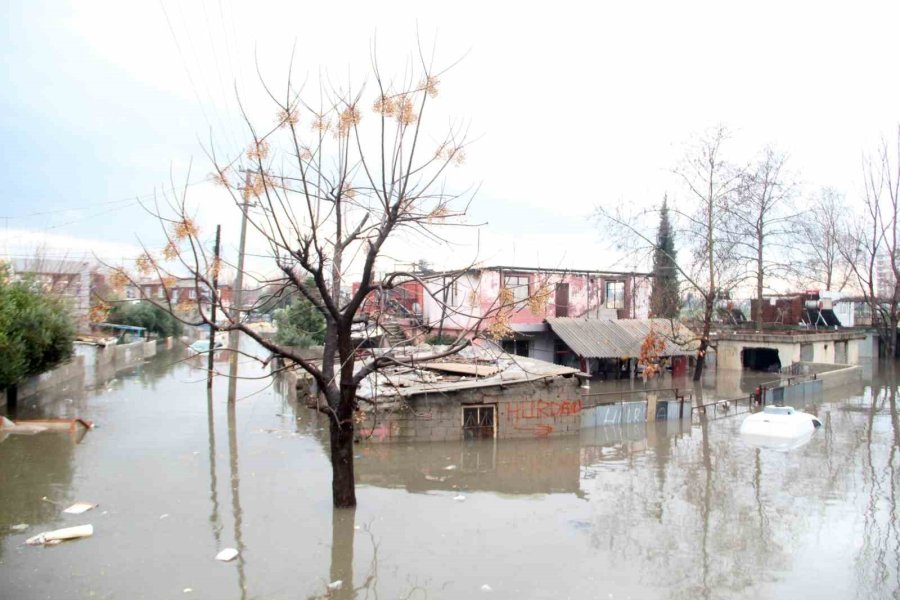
[2,0,899,283]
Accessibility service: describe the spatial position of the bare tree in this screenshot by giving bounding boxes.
[109,50,520,508]
[597,125,742,381]
[842,127,900,357]
[793,187,854,293]
[727,147,796,330]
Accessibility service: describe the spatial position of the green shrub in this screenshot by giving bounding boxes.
[107,301,183,338]
[0,281,76,389]
[274,298,326,348]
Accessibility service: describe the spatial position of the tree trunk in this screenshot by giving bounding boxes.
[756,243,764,331]
[889,316,899,359]
[329,410,357,508]
[693,298,713,381]
[329,507,356,599]
[5,384,18,410]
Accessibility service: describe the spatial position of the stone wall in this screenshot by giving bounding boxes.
[358,375,582,443]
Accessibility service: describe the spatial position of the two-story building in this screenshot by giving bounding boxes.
[126,277,234,320]
[420,266,652,363]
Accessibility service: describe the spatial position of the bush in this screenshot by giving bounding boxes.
[274,298,326,348]
[0,280,76,389]
[107,301,183,338]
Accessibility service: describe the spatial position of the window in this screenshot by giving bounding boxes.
[462,405,496,440]
[605,281,625,309]
[188,288,197,299]
[503,274,530,303]
[501,339,530,357]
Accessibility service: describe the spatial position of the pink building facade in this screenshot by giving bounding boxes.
[423,267,651,363]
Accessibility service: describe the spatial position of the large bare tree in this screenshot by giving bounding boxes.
[110,51,520,508]
[793,187,854,293]
[727,147,796,330]
[842,127,900,356]
[597,126,742,381]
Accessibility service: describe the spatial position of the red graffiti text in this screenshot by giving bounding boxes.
[506,399,582,421]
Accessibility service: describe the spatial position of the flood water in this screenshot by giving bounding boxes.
[1,342,898,599]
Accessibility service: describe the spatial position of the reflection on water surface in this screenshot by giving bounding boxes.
[1,345,898,599]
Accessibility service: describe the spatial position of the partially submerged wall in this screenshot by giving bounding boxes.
[16,356,86,399]
[358,375,582,443]
[580,397,689,428]
[1,338,170,408]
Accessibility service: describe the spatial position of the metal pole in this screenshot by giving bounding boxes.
[228,171,252,403]
[207,224,221,389]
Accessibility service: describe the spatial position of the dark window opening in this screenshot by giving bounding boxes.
[553,339,571,365]
[462,405,496,440]
[555,283,569,317]
[502,339,530,357]
[741,347,781,372]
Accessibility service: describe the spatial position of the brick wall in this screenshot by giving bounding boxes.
[357,375,583,443]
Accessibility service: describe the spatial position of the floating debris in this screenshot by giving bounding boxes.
[453,495,466,502]
[326,580,343,591]
[215,548,239,562]
[10,523,29,532]
[26,524,93,546]
[481,584,493,592]
[63,502,98,515]
[0,416,93,435]
[443,465,457,471]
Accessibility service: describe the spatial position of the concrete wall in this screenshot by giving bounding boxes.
[358,375,582,443]
[758,365,861,406]
[15,356,86,400]
[716,332,867,371]
[815,365,863,388]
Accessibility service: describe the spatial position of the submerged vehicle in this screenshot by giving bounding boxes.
[739,405,822,450]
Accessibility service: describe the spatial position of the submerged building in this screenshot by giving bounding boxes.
[354,345,587,443]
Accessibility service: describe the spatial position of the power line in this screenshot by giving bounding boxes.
[1,180,205,220]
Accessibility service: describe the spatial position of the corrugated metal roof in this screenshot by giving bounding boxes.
[546,318,697,359]
[357,345,583,400]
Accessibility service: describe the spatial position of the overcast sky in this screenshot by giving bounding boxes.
[2,0,899,282]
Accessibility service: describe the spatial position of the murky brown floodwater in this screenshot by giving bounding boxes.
[1,341,898,599]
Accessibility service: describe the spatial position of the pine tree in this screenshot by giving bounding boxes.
[650,196,680,318]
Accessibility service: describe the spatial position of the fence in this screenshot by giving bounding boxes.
[580,387,692,429]
[691,371,824,423]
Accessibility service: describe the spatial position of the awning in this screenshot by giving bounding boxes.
[546,318,697,359]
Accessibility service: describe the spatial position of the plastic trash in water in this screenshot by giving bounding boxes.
[10,523,29,532]
[481,584,493,592]
[63,502,98,515]
[26,524,93,546]
[327,581,343,591]
[215,548,239,562]
[453,495,466,501]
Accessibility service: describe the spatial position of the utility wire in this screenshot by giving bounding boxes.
[1,179,205,220]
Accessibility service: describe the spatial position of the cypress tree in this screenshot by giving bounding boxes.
[650,196,680,318]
